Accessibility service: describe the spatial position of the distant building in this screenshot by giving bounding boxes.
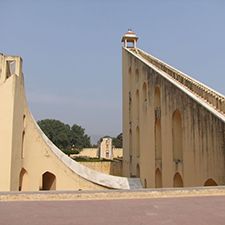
[74,138,123,159]
[100,138,113,160]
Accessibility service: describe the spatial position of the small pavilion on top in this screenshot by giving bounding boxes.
[121,29,139,48]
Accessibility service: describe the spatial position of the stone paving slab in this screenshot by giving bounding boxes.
[0,195,225,225]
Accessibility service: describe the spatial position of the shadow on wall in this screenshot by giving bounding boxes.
[109,161,122,176]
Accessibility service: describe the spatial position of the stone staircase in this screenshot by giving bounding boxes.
[130,48,225,116]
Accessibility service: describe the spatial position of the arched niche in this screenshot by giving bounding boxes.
[136,164,140,178]
[23,114,26,129]
[129,129,132,156]
[154,86,161,108]
[21,131,25,158]
[136,89,139,118]
[41,171,56,191]
[144,179,147,188]
[129,97,132,122]
[173,172,183,187]
[128,67,132,91]
[136,126,140,157]
[155,168,162,188]
[142,82,147,103]
[172,109,183,161]
[135,68,139,82]
[155,118,162,159]
[204,178,218,186]
[19,168,28,191]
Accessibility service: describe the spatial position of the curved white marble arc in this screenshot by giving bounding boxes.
[32,113,142,190]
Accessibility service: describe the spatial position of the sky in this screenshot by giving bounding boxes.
[1,0,225,144]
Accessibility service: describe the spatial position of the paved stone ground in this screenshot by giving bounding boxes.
[0,195,225,225]
[1,186,225,201]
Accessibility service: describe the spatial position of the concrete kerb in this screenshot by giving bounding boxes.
[1,186,225,201]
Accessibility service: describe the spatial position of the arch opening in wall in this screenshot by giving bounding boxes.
[136,126,140,157]
[129,97,132,122]
[105,150,109,159]
[23,114,26,129]
[173,172,183,187]
[129,67,132,91]
[154,86,161,108]
[155,168,162,188]
[129,129,132,156]
[41,171,56,191]
[19,168,28,191]
[142,82,147,103]
[135,68,139,82]
[144,179,147,188]
[204,178,218,186]
[136,164,140,178]
[21,131,25,158]
[155,118,162,159]
[6,60,16,78]
[172,109,183,161]
[136,89,139,118]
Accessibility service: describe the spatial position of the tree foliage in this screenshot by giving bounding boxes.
[70,124,91,150]
[37,119,91,150]
[112,133,123,148]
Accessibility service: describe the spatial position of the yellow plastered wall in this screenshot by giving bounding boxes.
[0,54,131,191]
[78,161,122,176]
[122,48,225,188]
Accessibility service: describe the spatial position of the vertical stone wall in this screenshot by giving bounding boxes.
[79,161,122,176]
[122,47,225,189]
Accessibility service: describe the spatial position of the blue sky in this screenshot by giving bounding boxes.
[1,1,224,143]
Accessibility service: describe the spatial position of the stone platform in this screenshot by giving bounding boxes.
[0,187,225,224]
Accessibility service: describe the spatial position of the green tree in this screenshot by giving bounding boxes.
[37,119,70,149]
[37,119,91,150]
[70,124,91,150]
[113,133,123,148]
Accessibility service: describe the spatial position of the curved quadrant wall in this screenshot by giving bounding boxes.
[0,53,143,191]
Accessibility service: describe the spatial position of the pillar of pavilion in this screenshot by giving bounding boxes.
[121,29,139,48]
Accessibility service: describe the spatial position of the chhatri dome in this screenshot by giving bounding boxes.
[121,29,139,48]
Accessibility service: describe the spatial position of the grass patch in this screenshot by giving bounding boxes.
[62,149,79,155]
